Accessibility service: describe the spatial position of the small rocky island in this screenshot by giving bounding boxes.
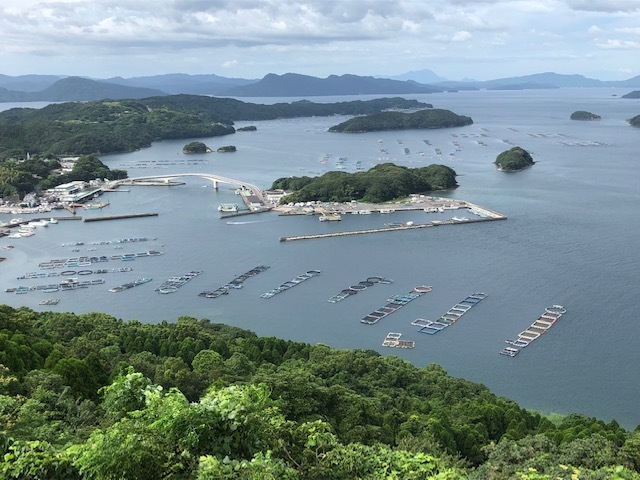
[237,126,257,131]
[182,141,212,153]
[570,111,601,121]
[328,109,473,133]
[494,147,535,172]
[217,145,237,152]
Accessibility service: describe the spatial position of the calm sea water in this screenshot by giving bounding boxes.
[1,88,639,427]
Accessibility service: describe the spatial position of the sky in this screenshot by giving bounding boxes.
[1,0,639,81]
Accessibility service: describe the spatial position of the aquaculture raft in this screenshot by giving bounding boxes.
[382,332,415,349]
[199,265,270,299]
[360,285,432,325]
[412,292,487,335]
[260,270,321,299]
[500,305,566,357]
[109,277,152,293]
[327,276,393,303]
[156,271,202,294]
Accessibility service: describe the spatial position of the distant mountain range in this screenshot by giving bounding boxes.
[1,71,640,103]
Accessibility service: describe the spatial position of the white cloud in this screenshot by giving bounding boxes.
[452,30,472,42]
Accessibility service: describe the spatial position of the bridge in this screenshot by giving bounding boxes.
[110,173,268,209]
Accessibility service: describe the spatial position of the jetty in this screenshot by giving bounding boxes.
[199,265,270,298]
[327,276,393,303]
[500,305,567,357]
[361,285,432,325]
[260,270,321,299]
[413,292,487,335]
[83,213,158,222]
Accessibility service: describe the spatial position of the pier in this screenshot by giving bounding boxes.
[83,213,158,222]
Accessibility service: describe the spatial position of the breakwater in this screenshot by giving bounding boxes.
[279,216,506,242]
[83,213,159,222]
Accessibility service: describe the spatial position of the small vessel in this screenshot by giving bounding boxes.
[319,213,341,222]
[83,202,110,210]
[218,203,239,212]
[39,298,60,305]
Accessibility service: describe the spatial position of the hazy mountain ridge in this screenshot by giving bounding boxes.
[0,77,164,102]
[1,71,640,102]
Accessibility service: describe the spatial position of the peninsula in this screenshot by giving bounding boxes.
[182,141,212,153]
[328,108,473,133]
[629,115,640,127]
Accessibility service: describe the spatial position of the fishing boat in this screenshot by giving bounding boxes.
[319,213,341,222]
[39,298,60,305]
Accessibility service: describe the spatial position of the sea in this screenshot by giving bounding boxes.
[1,88,639,428]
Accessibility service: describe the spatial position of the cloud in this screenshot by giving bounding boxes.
[596,38,640,48]
[222,60,238,68]
[563,0,640,13]
[452,30,473,42]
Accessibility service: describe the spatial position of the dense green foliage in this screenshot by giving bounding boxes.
[272,163,457,204]
[216,145,237,152]
[570,111,601,120]
[0,154,126,200]
[494,147,535,172]
[0,96,429,158]
[629,115,640,127]
[183,142,211,154]
[328,109,473,133]
[0,306,638,478]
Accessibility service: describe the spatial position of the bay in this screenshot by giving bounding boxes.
[1,88,639,427]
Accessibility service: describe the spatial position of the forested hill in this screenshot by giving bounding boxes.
[328,108,473,132]
[0,95,430,157]
[0,306,638,479]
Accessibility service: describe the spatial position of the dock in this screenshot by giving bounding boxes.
[83,213,158,222]
[280,216,506,242]
[501,305,567,357]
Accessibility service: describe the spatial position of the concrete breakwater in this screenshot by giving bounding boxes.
[83,213,159,223]
[279,216,506,242]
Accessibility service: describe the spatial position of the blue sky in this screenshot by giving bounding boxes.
[1,0,639,81]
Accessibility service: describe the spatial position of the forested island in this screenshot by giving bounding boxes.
[570,111,601,120]
[0,154,126,200]
[629,115,640,127]
[0,306,638,479]
[494,147,535,172]
[0,95,428,158]
[216,145,237,152]
[272,163,457,204]
[236,125,257,131]
[328,108,473,133]
[182,141,212,153]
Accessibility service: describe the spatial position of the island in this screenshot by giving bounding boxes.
[236,125,257,131]
[622,91,640,99]
[272,162,457,204]
[494,147,535,172]
[216,145,237,153]
[182,141,212,153]
[629,115,640,127]
[0,95,429,158]
[328,108,473,133]
[570,111,601,121]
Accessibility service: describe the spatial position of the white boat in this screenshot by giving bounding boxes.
[358,210,372,215]
[319,213,341,222]
[218,203,239,212]
[379,209,395,214]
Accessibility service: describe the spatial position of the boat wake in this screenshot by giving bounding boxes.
[226,220,268,225]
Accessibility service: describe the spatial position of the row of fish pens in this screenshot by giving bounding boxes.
[411,292,488,334]
[500,305,567,357]
[360,285,433,325]
[327,276,393,303]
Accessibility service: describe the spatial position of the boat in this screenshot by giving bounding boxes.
[379,209,395,214]
[319,213,341,222]
[218,203,239,212]
[83,202,110,209]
